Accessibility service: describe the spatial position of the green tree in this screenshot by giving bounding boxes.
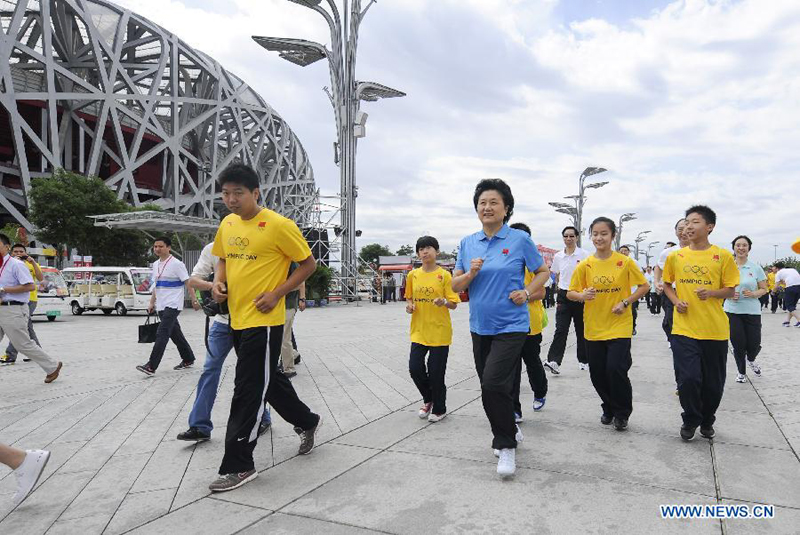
[0,223,22,245]
[306,264,334,300]
[396,244,413,256]
[28,169,151,267]
[358,243,392,265]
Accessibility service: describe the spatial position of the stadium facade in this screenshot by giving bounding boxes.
[0,0,316,232]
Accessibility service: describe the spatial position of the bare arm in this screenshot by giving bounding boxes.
[31,261,44,281]
[0,283,35,293]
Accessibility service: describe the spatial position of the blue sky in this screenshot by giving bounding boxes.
[115,0,800,265]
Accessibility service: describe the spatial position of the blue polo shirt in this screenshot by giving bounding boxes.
[456,225,544,335]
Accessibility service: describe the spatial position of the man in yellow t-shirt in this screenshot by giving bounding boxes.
[405,236,460,422]
[509,223,549,419]
[2,244,44,364]
[663,205,738,442]
[208,164,320,493]
[567,217,649,430]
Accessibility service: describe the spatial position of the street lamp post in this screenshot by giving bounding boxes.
[634,230,651,262]
[253,0,405,300]
[615,212,636,251]
[645,240,660,267]
[549,167,607,247]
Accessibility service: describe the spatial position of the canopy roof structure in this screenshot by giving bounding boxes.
[89,211,219,234]
[0,0,317,231]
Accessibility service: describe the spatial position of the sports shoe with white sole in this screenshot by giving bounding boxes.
[735,373,747,383]
[418,402,432,419]
[533,397,546,411]
[208,469,257,492]
[514,412,523,423]
[497,448,516,477]
[295,416,322,455]
[544,361,560,375]
[14,450,50,505]
[748,361,761,376]
[428,412,446,423]
[515,425,523,443]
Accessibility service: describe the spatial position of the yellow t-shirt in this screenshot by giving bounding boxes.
[404,267,460,346]
[525,269,544,336]
[662,245,739,341]
[212,208,312,330]
[568,251,648,341]
[26,262,38,302]
[766,272,776,291]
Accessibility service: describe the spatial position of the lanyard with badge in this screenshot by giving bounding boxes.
[155,256,172,285]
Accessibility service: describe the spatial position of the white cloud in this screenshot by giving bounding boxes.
[110,0,800,264]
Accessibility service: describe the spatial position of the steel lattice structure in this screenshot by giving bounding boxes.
[0,0,316,231]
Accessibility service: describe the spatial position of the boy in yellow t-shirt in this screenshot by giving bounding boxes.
[568,217,649,431]
[207,164,321,494]
[405,236,460,422]
[663,205,738,442]
[509,223,549,419]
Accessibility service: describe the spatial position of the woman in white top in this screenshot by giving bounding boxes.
[723,236,767,383]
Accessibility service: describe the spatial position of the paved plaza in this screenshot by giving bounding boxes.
[0,301,799,534]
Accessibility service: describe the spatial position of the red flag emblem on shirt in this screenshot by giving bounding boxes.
[713,255,719,261]
[437,274,443,280]
[258,222,266,227]
[502,248,509,255]
[617,261,623,267]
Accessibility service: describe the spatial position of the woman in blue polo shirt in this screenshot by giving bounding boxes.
[452,179,549,478]
[724,235,767,383]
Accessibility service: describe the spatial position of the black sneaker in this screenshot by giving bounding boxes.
[174,361,194,370]
[22,358,31,362]
[700,426,715,439]
[295,416,322,455]
[285,370,297,379]
[680,425,696,441]
[613,417,628,431]
[257,420,271,438]
[208,470,257,492]
[600,414,613,425]
[177,427,210,442]
[136,363,155,376]
[294,354,302,365]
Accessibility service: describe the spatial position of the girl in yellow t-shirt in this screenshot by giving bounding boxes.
[567,217,649,431]
[404,236,460,422]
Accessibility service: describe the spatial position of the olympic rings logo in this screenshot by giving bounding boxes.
[683,265,709,275]
[593,275,615,285]
[228,237,250,251]
[417,286,435,297]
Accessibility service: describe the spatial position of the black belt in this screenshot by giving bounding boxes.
[0,301,25,306]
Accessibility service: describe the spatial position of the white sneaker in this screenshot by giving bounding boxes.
[579,363,589,371]
[735,373,747,383]
[428,412,446,423]
[14,450,50,505]
[544,361,560,375]
[493,448,500,457]
[748,361,761,376]
[418,402,432,418]
[515,425,524,443]
[497,448,516,477]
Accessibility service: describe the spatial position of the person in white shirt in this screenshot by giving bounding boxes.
[654,219,689,342]
[544,226,590,374]
[136,237,196,375]
[644,266,658,314]
[774,261,800,326]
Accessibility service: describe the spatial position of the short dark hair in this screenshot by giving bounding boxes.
[674,218,686,229]
[11,243,26,251]
[589,216,616,237]
[0,234,10,247]
[731,235,752,251]
[510,222,531,236]
[473,179,514,223]
[686,205,716,226]
[561,226,579,237]
[619,244,630,252]
[415,236,439,254]
[774,261,786,269]
[666,241,676,247]
[154,236,171,247]
[219,163,260,191]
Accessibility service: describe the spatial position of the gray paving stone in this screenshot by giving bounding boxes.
[128,497,269,534]
[714,441,800,508]
[104,488,175,535]
[283,450,720,534]
[723,501,800,534]
[239,512,383,534]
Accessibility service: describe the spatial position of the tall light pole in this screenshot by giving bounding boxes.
[634,230,651,261]
[254,0,405,300]
[645,240,660,267]
[615,212,636,251]
[549,166,607,247]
